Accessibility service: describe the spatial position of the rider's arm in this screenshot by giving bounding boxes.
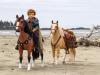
[32,18,39,32]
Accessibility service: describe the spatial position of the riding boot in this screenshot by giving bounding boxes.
[15,44,18,50]
[15,40,19,50]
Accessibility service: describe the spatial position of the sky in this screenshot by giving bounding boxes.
[0,0,100,28]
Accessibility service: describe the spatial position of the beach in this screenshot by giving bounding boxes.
[0,35,100,75]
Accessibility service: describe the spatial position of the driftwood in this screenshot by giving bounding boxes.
[77,25,100,47]
[77,38,100,47]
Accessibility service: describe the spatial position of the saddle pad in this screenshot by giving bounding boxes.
[64,31,77,48]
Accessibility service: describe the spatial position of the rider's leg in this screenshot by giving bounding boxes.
[33,32,39,59]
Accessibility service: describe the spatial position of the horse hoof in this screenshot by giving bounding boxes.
[27,68,31,71]
[32,63,35,67]
[41,63,44,67]
[55,62,58,65]
[19,63,22,69]
[52,61,55,64]
[63,61,66,64]
[27,64,31,71]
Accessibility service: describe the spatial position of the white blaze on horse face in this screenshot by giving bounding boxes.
[51,24,58,33]
[16,22,19,30]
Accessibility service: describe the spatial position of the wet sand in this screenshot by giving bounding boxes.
[0,35,100,75]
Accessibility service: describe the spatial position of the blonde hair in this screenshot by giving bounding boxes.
[27,9,36,15]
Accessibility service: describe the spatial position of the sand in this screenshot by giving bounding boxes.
[0,35,100,75]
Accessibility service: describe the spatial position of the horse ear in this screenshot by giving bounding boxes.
[56,20,58,24]
[16,15,19,18]
[51,20,53,24]
[22,14,24,19]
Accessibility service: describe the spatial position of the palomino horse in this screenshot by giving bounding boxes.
[15,15,44,70]
[50,20,76,64]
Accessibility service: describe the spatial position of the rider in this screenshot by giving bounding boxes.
[15,9,43,57]
[26,9,43,58]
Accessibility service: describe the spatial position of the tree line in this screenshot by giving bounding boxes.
[0,20,14,30]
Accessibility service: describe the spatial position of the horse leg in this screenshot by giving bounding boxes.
[55,48,60,64]
[19,48,23,69]
[73,48,76,60]
[69,48,76,62]
[63,49,67,64]
[40,49,44,67]
[52,48,55,64]
[32,49,35,67]
[27,51,31,70]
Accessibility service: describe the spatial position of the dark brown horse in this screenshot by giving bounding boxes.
[15,15,44,70]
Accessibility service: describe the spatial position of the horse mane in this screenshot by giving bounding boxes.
[58,27,65,37]
[24,20,31,34]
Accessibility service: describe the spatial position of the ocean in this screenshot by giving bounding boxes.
[0,30,100,37]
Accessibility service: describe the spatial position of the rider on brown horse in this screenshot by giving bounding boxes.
[26,9,40,59]
[15,9,43,59]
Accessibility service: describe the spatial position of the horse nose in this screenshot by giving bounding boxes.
[16,27,20,32]
[16,27,18,30]
[51,30,55,33]
[16,22,19,26]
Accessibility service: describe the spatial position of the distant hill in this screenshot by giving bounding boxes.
[40,28,50,30]
[70,27,90,30]
[40,27,90,30]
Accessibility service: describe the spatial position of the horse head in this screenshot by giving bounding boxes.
[51,20,59,34]
[15,15,26,32]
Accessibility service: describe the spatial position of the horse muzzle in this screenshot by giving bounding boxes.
[51,29,57,34]
[16,27,20,32]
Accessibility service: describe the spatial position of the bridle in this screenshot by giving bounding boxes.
[51,23,61,48]
[51,23,59,34]
[15,19,25,32]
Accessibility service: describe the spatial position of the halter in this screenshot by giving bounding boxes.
[15,16,25,32]
[51,23,61,48]
[51,23,59,34]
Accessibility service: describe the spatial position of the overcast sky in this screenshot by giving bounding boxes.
[0,0,100,28]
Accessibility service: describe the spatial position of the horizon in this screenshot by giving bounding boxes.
[0,0,100,28]
[0,20,91,28]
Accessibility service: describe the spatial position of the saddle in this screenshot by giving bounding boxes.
[63,29,77,48]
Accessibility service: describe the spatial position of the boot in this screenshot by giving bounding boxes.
[15,45,18,50]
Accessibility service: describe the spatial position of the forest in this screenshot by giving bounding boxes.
[0,20,14,30]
